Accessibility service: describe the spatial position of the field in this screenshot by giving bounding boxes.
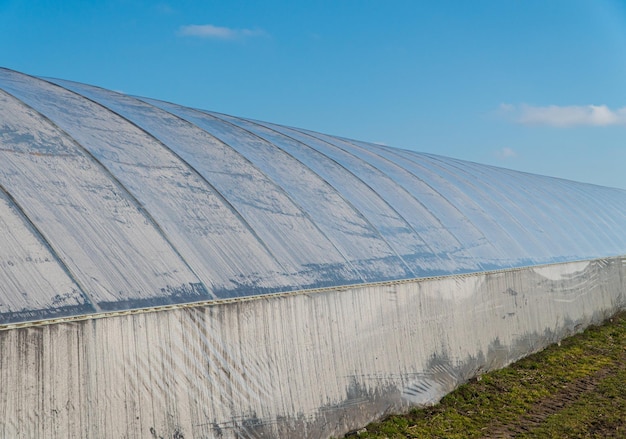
[342,311,626,438]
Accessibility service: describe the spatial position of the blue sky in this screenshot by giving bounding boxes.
[2,0,626,189]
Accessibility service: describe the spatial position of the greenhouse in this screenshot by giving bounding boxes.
[0,67,625,438]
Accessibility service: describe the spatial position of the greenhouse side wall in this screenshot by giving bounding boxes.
[1,257,625,439]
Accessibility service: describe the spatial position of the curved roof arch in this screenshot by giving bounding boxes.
[1,67,626,324]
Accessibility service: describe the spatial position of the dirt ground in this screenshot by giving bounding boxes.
[344,312,626,438]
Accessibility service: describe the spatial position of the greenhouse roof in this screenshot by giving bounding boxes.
[1,67,626,324]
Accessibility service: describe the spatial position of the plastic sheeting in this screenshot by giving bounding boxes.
[0,257,624,438]
[2,67,626,324]
[2,68,626,438]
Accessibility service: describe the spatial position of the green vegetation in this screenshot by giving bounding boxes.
[344,311,626,438]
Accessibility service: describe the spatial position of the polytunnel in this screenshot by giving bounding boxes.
[0,66,625,438]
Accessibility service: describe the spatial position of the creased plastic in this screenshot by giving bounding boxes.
[1,68,626,438]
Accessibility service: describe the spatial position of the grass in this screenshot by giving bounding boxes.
[342,311,626,438]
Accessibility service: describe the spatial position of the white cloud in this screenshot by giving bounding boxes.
[495,147,516,159]
[178,24,267,40]
[500,103,626,127]
[155,3,175,14]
